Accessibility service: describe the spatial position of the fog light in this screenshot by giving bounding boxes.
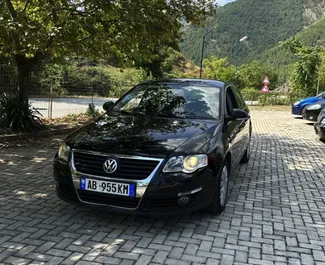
[178,196,189,206]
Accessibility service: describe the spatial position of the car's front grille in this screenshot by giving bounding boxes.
[73,151,160,180]
[78,190,140,208]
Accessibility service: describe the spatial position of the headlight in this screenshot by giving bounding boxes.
[293,101,301,106]
[58,142,71,162]
[307,104,321,110]
[321,118,325,125]
[163,154,208,174]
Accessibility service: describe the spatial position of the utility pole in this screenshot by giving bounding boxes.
[199,27,215,79]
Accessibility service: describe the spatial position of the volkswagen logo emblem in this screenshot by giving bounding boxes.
[103,159,118,174]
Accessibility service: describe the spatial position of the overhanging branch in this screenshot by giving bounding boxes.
[4,0,21,51]
[48,0,59,25]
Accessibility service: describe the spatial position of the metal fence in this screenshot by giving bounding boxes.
[1,64,298,118]
[0,65,134,118]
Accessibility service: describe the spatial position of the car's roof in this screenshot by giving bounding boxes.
[140,78,225,88]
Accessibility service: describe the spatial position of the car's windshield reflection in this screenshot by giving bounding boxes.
[112,83,221,120]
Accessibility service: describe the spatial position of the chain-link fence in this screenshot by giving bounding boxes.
[1,64,300,117]
[0,65,136,118]
[241,89,301,106]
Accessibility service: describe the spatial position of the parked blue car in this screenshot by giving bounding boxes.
[292,91,325,116]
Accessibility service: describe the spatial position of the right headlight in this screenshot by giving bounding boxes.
[293,101,301,106]
[163,154,208,174]
[307,104,321,110]
[58,142,71,162]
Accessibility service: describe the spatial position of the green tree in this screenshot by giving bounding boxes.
[0,0,214,102]
[238,60,278,90]
[281,37,322,96]
[317,51,325,94]
[203,56,236,82]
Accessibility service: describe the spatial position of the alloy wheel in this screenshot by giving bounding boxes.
[219,165,229,206]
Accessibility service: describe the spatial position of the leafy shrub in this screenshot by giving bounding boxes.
[60,64,148,97]
[0,93,45,133]
[241,87,260,102]
[86,103,100,119]
[258,94,291,105]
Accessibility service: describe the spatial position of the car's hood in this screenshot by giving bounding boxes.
[65,113,220,157]
[313,99,325,107]
[301,96,322,103]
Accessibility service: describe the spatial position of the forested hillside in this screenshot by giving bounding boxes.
[257,16,325,84]
[180,0,325,65]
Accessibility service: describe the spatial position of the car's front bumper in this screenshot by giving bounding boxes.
[303,109,321,122]
[314,124,325,140]
[53,156,216,215]
[291,105,301,115]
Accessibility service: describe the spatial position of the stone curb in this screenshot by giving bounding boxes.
[0,127,78,142]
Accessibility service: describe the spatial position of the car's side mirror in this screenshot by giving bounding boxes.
[103,101,115,112]
[228,109,249,121]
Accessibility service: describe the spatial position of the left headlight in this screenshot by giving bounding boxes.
[163,154,208,174]
[58,142,71,162]
[307,104,322,110]
[293,101,301,106]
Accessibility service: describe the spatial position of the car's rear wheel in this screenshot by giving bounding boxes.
[208,160,230,214]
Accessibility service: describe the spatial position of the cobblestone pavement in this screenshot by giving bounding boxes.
[0,111,325,265]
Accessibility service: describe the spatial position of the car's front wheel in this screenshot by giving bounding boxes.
[208,161,230,214]
[301,105,307,117]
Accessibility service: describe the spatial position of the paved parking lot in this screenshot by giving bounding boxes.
[0,110,325,265]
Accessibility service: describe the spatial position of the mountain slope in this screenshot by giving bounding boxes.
[180,0,324,65]
[257,16,325,84]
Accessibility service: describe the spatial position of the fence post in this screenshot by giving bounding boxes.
[49,79,53,119]
[92,84,94,105]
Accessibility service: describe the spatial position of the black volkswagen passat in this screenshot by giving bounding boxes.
[54,79,252,215]
[314,108,325,140]
[303,99,325,122]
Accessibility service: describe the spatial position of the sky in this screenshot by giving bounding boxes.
[217,0,236,6]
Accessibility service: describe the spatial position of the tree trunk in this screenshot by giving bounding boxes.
[15,55,33,103]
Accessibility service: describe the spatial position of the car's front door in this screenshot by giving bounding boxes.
[224,86,243,165]
[231,86,251,160]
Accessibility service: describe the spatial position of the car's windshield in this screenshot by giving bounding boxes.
[112,83,221,120]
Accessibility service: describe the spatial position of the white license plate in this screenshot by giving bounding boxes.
[80,178,136,197]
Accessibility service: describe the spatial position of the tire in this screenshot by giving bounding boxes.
[301,106,307,117]
[208,160,230,215]
[240,135,251,164]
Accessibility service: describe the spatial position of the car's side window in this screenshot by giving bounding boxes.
[226,87,238,116]
[232,87,245,110]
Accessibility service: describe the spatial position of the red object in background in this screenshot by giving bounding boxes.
[260,84,270,94]
[261,76,270,94]
[263,76,270,84]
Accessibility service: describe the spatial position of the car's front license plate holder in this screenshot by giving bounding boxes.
[80,178,136,197]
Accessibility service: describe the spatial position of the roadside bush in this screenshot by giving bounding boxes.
[241,87,260,102]
[61,64,148,97]
[258,94,291,105]
[0,93,45,133]
[85,103,100,119]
